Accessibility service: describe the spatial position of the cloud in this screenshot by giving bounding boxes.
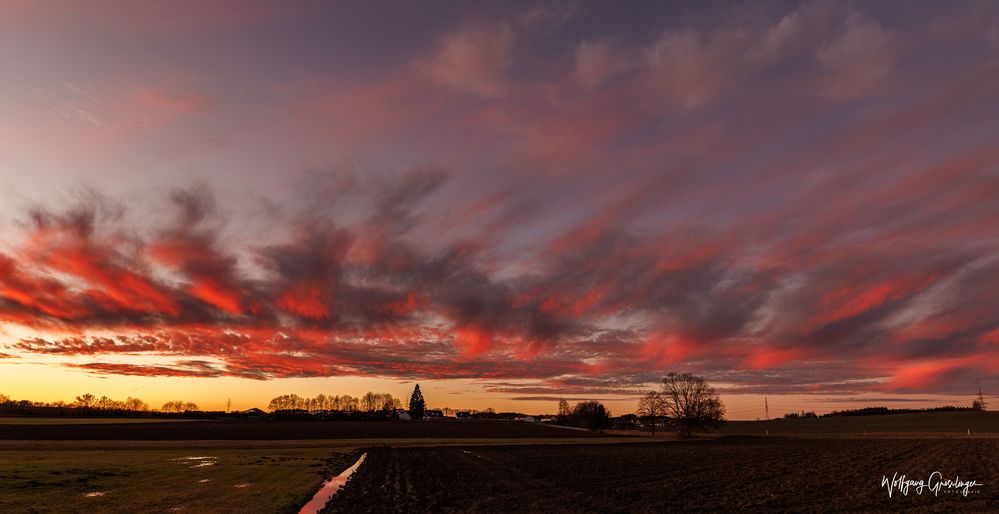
[51,82,102,126]
[418,3,577,98]
[420,22,516,98]
[574,39,636,88]
[816,13,898,100]
[132,88,210,123]
[3,1,999,400]
[517,3,578,31]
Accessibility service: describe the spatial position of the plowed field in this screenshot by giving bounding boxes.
[324,436,997,513]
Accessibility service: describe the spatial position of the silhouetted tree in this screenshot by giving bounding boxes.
[637,391,666,435]
[573,401,611,431]
[409,384,426,419]
[380,394,401,411]
[123,397,149,411]
[96,396,117,410]
[74,393,97,408]
[658,372,725,438]
[162,400,198,412]
[558,398,571,421]
[0,394,9,405]
[337,395,358,412]
[361,392,379,413]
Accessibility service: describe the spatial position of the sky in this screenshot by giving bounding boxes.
[0,0,997,419]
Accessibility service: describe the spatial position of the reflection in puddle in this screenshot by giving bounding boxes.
[198,479,212,484]
[234,483,252,488]
[171,456,219,469]
[298,453,367,514]
[83,491,108,497]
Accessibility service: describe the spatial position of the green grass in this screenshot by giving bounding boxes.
[0,443,360,514]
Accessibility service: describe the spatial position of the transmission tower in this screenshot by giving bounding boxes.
[764,395,769,420]
[226,398,231,413]
[977,387,987,411]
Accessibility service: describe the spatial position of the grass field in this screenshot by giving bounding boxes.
[0,441,360,513]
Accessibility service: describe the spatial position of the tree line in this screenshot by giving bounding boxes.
[266,392,401,413]
[0,393,199,414]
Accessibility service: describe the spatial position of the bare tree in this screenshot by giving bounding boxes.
[558,398,571,422]
[124,397,149,411]
[161,400,197,412]
[162,401,183,412]
[381,393,401,411]
[362,391,379,413]
[95,396,117,410]
[637,391,666,435]
[74,393,97,408]
[658,372,725,438]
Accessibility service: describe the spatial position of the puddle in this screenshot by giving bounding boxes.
[298,453,367,514]
[83,491,108,497]
[171,456,219,469]
[198,479,212,484]
[234,483,252,489]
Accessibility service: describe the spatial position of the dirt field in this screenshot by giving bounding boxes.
[323,436,998,513]
[0,419,600,441]
[721,411,999,437]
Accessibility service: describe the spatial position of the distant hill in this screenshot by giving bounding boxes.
[821,405,973,417]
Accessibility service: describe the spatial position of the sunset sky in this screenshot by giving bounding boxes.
[1,1,997,419]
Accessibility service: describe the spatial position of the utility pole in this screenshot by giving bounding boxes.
[977,387,987,411]
[226,398,231,413]
[764,395,769,421]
